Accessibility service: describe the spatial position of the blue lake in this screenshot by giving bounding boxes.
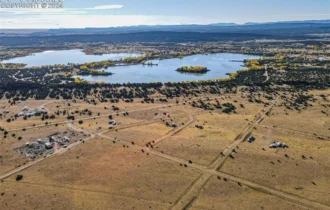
[78,53,260,83]
[2,49,259,83]
[2,49,141,67]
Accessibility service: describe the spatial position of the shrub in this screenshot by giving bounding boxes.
[16,175,23,181]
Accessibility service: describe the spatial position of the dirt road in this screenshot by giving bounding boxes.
[6,103,180,133]
[2,97,330,210]
[153,115,195,146]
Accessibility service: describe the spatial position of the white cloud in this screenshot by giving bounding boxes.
[87,5,124,10]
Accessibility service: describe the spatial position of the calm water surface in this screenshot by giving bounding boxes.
[2,49,259,83]
[2,49,141,67]
[78,53,260,83]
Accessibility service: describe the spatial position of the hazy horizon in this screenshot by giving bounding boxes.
[2,19,330,30]
[1,0,330,29]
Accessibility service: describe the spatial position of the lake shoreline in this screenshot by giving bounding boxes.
[76,53,260,84]
[1,49,260,84]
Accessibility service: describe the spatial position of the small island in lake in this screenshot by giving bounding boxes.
[142,61,158,66]
[176,66,210,73]
[77,69,113,76]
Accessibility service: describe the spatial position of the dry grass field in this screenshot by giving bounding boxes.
[189,176,308,210]
[0,124,69,174]
[221,125,330,205]
[221,93,330,206]
[1,91,330,210]
[155,96,266,166]
[104,122,175,146]
[0,138,201,210]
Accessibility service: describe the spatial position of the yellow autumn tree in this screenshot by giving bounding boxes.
[74,77,82,83]
[80,65,88,71]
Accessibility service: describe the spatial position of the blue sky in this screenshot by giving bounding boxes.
[0,0,329,28]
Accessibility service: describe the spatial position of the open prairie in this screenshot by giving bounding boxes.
[2,1,330,209]
[1,90,330,210]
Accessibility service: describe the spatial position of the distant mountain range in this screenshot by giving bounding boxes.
[2,19,330,46]
[34,19,330,35]
[244,19,330,25]
[1,19,330,36]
